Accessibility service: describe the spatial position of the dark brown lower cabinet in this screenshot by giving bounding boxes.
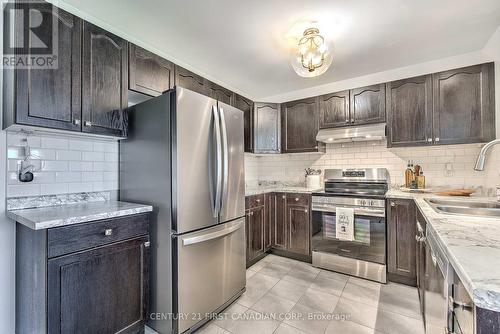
[16,214,150,334]
[285,194,310,256]
[245,193,311,266]
[264,193,274,251]
[48,237,149,334]
[273,193,288,250]
[245,196,266,267]
[387,199,417,286]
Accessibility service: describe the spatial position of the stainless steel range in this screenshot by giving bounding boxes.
[311,168,389,283]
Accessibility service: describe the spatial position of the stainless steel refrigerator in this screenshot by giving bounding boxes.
[120,87,246,334]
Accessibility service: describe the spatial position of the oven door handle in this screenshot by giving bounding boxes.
[312,206,385,217]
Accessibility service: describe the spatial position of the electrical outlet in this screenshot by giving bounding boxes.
[445,162,454,177]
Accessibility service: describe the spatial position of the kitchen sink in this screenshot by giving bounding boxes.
[426,198,500,209]
[424,198,500,218]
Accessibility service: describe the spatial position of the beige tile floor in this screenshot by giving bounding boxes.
[195,254,425,334]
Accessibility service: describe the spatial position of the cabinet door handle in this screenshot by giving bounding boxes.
[345,119,349,123]
[351,118,355,123]
[144,241,150,248]
[427,138,433,143]
[84,121,92,127]
[295,197,299,201]
[304,209,308,213]
[435,137,440,142]
[256,199,260,203]
[390,202,396,207]
[73,119,81,125]
[104,228,113,236]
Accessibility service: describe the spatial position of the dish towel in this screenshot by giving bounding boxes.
[336,207,355,241]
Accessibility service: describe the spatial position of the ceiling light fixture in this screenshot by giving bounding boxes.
[290,27,333,77]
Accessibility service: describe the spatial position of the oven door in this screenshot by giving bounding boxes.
[311,210,386,264]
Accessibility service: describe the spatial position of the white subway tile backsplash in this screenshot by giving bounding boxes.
[56,150,81,161]
[68,182,94,193]
[55,172,82,183]
[69,161,93,172]
[82,171,104,182]
[250,139,500,192]
[8,184,41,197]
[69,139,93,151]
[41,137,69,150]
[29,148,56,160]
[41,161,69,172]
[41,183,69,195]
[82,151,105,161]
[6,133,119,198]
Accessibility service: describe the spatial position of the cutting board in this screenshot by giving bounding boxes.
[433,189,476,196]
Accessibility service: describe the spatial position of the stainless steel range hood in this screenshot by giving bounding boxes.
[316,123,386,143]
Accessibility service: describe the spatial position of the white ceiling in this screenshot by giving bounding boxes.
[58,0,500,101]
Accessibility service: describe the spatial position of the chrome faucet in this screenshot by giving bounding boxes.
[474,139,500,171]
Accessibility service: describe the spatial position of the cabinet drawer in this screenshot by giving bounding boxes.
[246,194,265,209]
[47,214,149,258]
[286,193,310,206]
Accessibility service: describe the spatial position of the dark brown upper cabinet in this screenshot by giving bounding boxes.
[282,97,324,153]
[386,75,432,147]
[319,90,350,129]
[208,82,234,105]
[82,22,128,137]
[432,63,495,145]
[386,63,495,147]
[174,66,211,96]
[350,84,386,125]
[3,3,82,132]
[387,199,417,286]
[234,94,254,153]
[128,43,174,97]
[254,103,281,154]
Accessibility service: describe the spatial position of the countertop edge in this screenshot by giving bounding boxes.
[7,203,154,230]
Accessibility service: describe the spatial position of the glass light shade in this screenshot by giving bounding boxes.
[290,28,333,77]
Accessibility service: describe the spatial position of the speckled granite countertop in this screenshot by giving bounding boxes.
[387,189,500,312]
[8,201,153,230]
[245,186,322,196]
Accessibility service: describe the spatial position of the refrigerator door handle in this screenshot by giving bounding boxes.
[219,106,229,215]
[182,221,243,246]
[212,105,223,218]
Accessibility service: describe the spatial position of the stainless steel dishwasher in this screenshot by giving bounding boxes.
[424,230,450,334]
[449,271,474,334]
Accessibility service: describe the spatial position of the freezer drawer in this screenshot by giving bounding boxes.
[176,218,246,333]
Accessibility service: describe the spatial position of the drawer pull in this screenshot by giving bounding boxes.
[84,121,92,127]
[73,119,81,125]
[104,228,113,236]
[256,199,261,203]
[144,241,150,248]
[295,197,299,201]
[304,209,308,213]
